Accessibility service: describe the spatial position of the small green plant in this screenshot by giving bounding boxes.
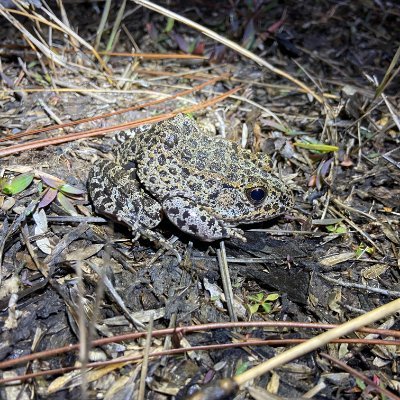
[235,360,249,376]
[326,222,347,234]
[1,171,85,216]
[38,174,85,215]
[247,292,280,317]
[355,243,374,257]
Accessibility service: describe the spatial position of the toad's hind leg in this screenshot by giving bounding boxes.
[88,160,161,229]
[163,197,246,242]
[88,160,181,261]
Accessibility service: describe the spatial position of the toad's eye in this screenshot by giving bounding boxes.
[246,187,266,205]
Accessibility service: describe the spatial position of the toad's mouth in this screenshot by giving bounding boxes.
[209,189,294,225]
[222,210,287,226]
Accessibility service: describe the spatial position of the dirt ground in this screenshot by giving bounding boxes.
[0,1,399,399]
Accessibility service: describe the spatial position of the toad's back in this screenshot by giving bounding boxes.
[122,114,293,224]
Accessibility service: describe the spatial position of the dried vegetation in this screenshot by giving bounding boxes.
[0,0,399,399]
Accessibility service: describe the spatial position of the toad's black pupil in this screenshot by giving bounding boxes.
[250,188,265,202]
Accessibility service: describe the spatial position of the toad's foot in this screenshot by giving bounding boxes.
[139,228,182,263]
[225,227,246,242]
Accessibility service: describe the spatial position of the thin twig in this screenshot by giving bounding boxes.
[138,314,154,400]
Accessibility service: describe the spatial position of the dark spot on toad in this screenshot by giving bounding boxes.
[188,224,198,233]
[176,218,185,228]
[158,154,166,165]
[207,218,216,228]
[182,210,190,219]
[168,207,179,215]
[164,133,178,149]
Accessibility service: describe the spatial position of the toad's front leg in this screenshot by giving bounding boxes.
[162,197,245,242]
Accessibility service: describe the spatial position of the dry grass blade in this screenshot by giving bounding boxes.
[39,6,111,75]
[217,241,237,322]
[0,5,66,66]
[329,206,383,255]
[2,337,399,386]
[97,51,207,59]
[103,0,127,63]
[374,44,400,100]
[138,315,154,400]
[0,320,398,373]
[0,4,111,75]
[94,0,111,51]
[380,93,400,132]
[133,0,323,103]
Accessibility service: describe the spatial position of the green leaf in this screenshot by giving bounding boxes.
[1,173,34,195]
[265,293,280,301]
[164,17,175,33]
[248,293,263,302]
[248,304,259,315]
[355,377,366,390]
[57,192,78,216]
[235,361,249,376]
[326,223,347,234]
[187,39,197,54]
[355,243,374,257]
[59,184,85,196]
[261,303,272,313]
[355,246,364,258]
[335,226,347,234]
[294,142,339,153]
[366,246,374,254]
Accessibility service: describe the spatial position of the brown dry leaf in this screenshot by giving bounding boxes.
[266,371,280,394]
[147,359,200,396]
[381,223,400,245]
[64,244,104,261]
[1,196,15,211]
[320,252,355,266]
[104,376,131,400]
[371,339,398,363]
[327,288,342,314]
[33,209,52,255]
[104,365,141,400]
[4,165,34,174]
[338,343,349,359]
[361,264,390,280]
[15,252,38,271]
[308,292,318,307]
[48,361,132,394]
